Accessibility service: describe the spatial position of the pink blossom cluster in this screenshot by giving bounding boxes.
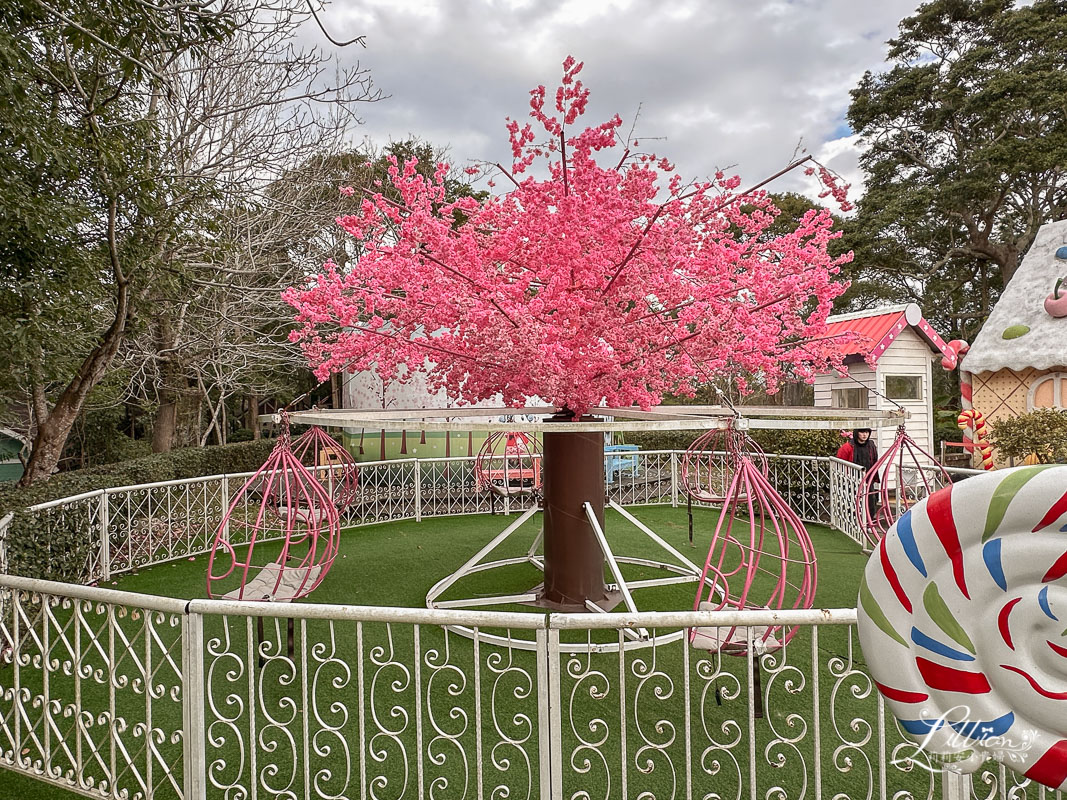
[805,165,853,213]
[285,58,854,415]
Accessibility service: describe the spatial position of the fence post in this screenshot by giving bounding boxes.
[0,512,12,576]
[536,623,563,799]
[828,460,837,530]
[99,491,111,582]
[182,609,207,800]
[670,451,679,508]
[940,767,972,800]
[221,475,230,541]
[414,459,422,522]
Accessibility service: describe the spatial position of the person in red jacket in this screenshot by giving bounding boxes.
[836,428,879,521]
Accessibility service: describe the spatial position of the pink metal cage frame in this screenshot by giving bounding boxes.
[291,425,360,513]
[207,417,341,602]
[475,430,543,497]
[690,451,817,655]
[682,424,769,504]
[857,424,953,547]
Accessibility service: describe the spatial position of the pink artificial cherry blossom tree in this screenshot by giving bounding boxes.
[285,57,854,609]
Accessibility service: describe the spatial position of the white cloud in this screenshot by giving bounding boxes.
[318,0,922,207]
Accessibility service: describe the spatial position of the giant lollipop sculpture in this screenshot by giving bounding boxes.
[858,465,1067,789]
[859,424,953,546]
[284,56,855,617]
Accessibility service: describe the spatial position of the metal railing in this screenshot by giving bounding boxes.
[0,451,859,585]
[0,451,1017,800]
[0,574,1014,800]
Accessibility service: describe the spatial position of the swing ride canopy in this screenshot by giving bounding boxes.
[276,405,907,434]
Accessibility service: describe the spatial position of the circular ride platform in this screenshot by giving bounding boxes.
[284,405,904,652]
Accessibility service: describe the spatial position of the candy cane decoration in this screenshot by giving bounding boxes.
[940,339,969,371]
[858,466,1067,789]
[959,366,975,453]
[958,408,994,470]
[941,338,976,455]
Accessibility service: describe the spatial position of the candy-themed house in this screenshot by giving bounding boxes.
[814,303,956,454]
[959,219,1067,465]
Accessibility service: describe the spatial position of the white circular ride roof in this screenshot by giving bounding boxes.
[275,405,906,433]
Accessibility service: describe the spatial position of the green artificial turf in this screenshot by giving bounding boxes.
[0,505,931,800]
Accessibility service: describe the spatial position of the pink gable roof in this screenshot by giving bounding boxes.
[823,303,954,367]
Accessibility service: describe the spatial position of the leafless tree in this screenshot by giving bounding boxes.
[120,0,381,452]
[13,0,380,484]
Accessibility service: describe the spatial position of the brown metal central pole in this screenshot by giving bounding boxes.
[540,416,607,610]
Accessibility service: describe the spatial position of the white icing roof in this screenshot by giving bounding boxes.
[962,220,1067,374]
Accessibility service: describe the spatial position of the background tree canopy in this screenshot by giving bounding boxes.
[844,0,1067,341]
[0,0,380,483]
[3,0,1066,480]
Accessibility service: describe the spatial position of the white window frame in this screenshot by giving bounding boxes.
[1027,372,1067,411]
[884,374,923,402]
[831,387,869,409]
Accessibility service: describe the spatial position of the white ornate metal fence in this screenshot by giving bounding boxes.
[0,451,1003,800]
[0,574,1000,800]
[1,575,1047,800]
[2,451,856,586]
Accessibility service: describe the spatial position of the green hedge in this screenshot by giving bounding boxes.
[622,428,842,457]
[0,440,277,583]
[5,504,95,583]
[0,439,276,516]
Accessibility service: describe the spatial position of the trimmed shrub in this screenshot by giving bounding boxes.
[623,428,841,457]
[989,409,1067,464]
[0,439,276,516]
[0,440,278,583]
[5,505,94,583]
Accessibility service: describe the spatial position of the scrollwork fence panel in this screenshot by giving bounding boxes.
[550,612,945,800]
[195,604,544,800]
[609,450,675,507]
[107,477,227,575]
[0,580,187,800]
[13,449,853,587]
[767,455,832,524]
[0,576,1007,800]
[829,458,865,547]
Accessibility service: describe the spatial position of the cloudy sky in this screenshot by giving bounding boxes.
[317,0,925,204]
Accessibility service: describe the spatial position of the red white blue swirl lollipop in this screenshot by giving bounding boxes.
[858,465,1067,788]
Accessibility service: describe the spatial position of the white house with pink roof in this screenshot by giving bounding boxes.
[814,303,956,455]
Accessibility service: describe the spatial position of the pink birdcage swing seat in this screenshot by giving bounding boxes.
[684,424,817,658]
[475,430,543,497]
[682,422,770,504]
[291,424,360,513]
[857,423,952,547]
[207,415,340,603]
